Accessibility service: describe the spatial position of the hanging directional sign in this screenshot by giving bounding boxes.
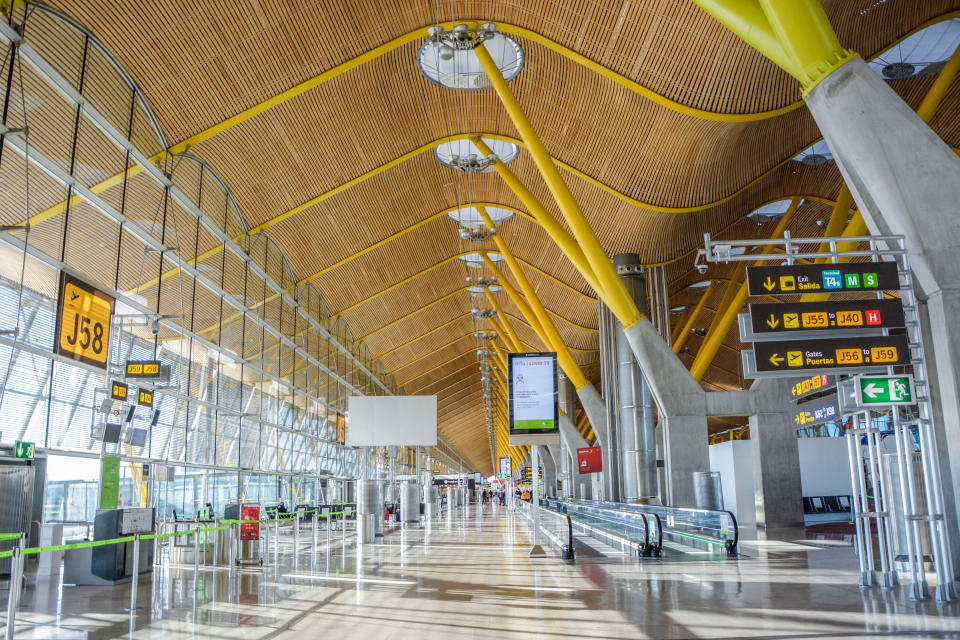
[752,335,910,373]
[125,360,162,379]
[56,273,115,369]
[856,375,915,406]
[748,299,905,335]
[791,374,831,400]
[110,380,128,401]
[794,395,839,427]
[746,262,899,296]
[137,388,154,408]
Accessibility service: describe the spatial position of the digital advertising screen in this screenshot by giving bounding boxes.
[508,352,559,444]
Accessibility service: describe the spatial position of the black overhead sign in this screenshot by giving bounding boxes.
[746,262,900,296]
[748,299,905,334]
[753,335,911,373]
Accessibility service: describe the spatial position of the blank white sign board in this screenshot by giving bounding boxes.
[346,395,438,446]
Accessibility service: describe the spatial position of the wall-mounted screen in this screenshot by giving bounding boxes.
[508,352,559,444]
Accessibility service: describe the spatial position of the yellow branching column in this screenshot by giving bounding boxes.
[475,31,713,506]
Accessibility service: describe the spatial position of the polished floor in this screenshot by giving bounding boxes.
[5,504,960,639]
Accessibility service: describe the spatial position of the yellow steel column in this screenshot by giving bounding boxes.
[812,187,855,259]
[487,315,520,353]
[703,263,747,341]
[757,0,855,94]
[470,138,600,294]
[689,0,854,94]
[490,340,509,371]
[474,43,643,328]
[672,282,716,354]
[670,305,694,345]
[689,203,798,381]
[480,253,588,390]
[483,287,526,351]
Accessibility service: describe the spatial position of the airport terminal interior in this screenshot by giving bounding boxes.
[2,0,960,638]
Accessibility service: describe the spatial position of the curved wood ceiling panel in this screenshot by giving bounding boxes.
[34,0,960,473]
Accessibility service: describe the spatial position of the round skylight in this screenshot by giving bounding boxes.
[459,252,504,268]
[435,137,517,172]
[747,199,801,221]
[792,140,833,165]
[447,205,514,229]
[869,19,960,80]
[417,29,524,90]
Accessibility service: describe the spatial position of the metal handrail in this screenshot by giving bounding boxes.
[566,499,737,557]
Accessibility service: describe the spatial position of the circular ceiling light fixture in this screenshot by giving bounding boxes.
[435,137,518,173]
[447,205,514,228]
[459,252,504,268]
[468,285,503,295]
[417,23,524,90]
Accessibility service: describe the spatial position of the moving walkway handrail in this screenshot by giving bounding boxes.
[542,498,662,557]
[568,499,738,556]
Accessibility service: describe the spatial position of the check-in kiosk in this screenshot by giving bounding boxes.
[91,508,154,582]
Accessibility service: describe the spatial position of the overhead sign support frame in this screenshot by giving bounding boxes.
[697,230,952,602]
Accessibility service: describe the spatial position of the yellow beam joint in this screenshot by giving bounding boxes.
[672,282,716,354]
[757,0,856,94]
[473,44,643,329]
[689,202,798,382]
[688,0,801,80]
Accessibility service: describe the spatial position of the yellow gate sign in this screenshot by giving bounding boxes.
[56,273,114,369]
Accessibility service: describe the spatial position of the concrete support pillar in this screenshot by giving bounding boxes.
[539,445,558,498]
[805,55,960,570]
[748,379,804,528]
[623,320,710,507]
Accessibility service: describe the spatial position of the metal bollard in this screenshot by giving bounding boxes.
[231,523,238,567]
[5,533,24,640]
[273,515,278,562]
[193,528,200,591]
[213,524,219,568]
[128,534,141,612]
[295,512,300,554]
[312,512,318,553]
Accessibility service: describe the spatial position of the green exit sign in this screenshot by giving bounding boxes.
[857,375,915,405]
[496,473,508,479]
[14,440,34,460]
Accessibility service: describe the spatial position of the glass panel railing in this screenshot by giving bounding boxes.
[541,498,662,557]
[566,499,738,557]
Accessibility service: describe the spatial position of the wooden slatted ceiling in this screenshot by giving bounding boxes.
[27,0,960,474]
[47,0,960,138]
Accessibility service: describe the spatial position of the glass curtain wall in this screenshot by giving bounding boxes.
[0,5,453,523]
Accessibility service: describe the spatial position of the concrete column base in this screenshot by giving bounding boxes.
[749,379,804,528]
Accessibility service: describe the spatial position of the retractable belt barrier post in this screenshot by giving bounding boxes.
[0,509,360,636]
